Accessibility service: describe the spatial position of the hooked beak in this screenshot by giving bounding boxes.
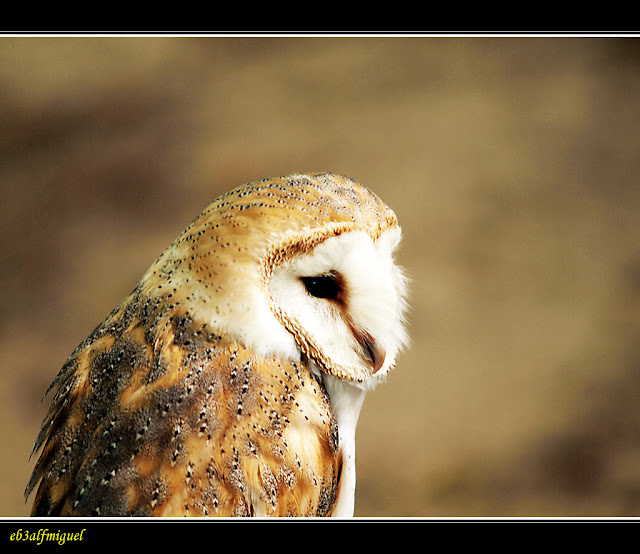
[358,332,386,374]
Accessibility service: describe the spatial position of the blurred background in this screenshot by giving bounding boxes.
[1,35,640,517]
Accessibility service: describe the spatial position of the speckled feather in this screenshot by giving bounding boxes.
[26,173,401,517]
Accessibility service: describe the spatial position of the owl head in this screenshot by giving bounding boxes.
[138,172,408,389]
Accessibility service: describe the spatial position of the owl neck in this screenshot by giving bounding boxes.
[318,370,367,517]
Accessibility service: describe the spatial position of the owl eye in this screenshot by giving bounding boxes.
[301,273,341,300]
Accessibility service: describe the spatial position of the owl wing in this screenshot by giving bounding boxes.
[26,289,343,517]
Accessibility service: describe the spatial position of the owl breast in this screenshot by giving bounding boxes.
[27,288,343,516]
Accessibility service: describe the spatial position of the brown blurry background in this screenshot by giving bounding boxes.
[1,36,640,517]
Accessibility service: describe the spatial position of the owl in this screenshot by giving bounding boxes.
[25,172,408,517]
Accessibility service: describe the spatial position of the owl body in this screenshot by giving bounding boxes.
[26,173,407,517]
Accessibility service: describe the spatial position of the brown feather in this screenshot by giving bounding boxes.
[27,286,342,516]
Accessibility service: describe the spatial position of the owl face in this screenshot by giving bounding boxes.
[139,172,408,389]
[268,225,407,387]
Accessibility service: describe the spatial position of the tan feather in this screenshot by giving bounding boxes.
[28,289,341,516]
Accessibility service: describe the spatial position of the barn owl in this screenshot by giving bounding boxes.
[25,172,408,517]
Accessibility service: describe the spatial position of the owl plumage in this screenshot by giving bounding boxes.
[26,172,408,517]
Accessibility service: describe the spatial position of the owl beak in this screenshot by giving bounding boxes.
[359,333,386,374]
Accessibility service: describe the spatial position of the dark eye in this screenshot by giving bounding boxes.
[301,273,341,300]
